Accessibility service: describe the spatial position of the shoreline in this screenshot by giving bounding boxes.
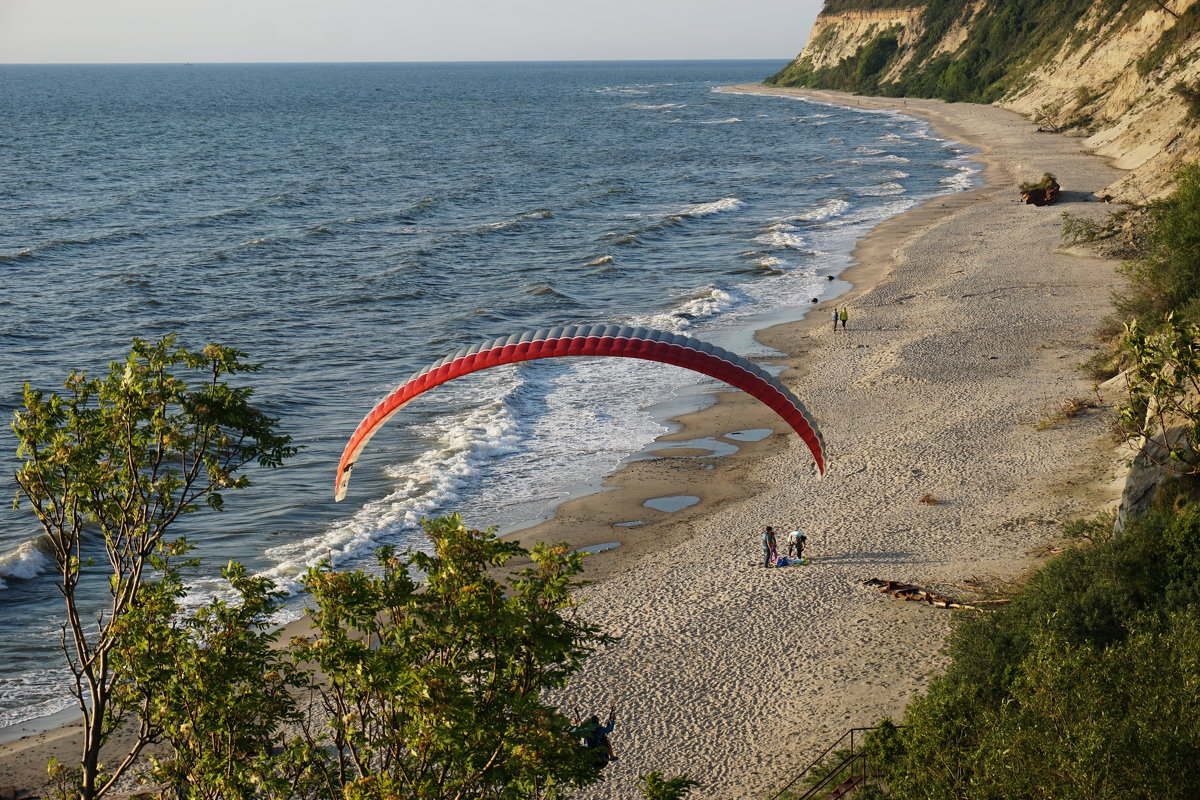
[502,86,1001,583]
[0,87,1130,796]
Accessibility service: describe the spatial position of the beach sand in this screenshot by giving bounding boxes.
[0,88,1130,797]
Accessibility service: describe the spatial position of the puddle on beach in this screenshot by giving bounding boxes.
[722,428,773,442]
[759,363,788,377]
[574,542,621,555]
[643,495,700,513]
[614,520,646,527]
[649,437,740,458]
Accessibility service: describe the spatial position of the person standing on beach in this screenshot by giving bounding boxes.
[839,307,849,330]
[787,529,806,560]
[832,307,840,331]
[762,526,778,568]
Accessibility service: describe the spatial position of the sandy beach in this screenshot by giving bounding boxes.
[0,87,1129,797]
[528,86,1129,798]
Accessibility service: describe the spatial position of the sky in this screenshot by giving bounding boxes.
[0,0,825,64]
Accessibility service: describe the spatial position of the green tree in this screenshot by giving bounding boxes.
[1119,316,1200,474]
[11,336,296,800]
[118,561,320,799]
[1116,163,1200,325]
[295,514,615,799]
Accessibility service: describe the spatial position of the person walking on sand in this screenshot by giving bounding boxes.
[762,525,778,568]
[831,307,840,332]
[839,307,849,330]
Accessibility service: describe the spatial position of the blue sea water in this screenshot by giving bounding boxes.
[0,61,977,729]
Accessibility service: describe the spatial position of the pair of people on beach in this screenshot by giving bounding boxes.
[761,526,806,567]
[831,307,849,330]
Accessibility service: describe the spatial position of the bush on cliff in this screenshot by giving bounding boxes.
[1115,163,1200,327]
[870,498,1200,799]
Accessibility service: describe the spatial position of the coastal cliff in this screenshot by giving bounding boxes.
[768,0,1200,200]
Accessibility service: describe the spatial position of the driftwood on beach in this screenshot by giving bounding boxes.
[863,578,1008,611]
[1019,172,1060,206]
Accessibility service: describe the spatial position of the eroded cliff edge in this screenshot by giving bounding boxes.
[769,0,1200,200]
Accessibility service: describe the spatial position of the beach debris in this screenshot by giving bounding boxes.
[863,578,995,610]
[864,578,1012,609]
[335,324,827,501]
[918,493,939,505]
[1019,172,1060,206]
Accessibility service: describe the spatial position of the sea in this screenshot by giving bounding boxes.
[0,60,978,731]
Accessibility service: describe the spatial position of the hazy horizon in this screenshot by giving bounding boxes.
[0,0,824,65]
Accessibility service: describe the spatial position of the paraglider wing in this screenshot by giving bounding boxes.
[335,324,824,501]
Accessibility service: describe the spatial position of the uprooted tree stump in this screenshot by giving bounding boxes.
[1020,172,1060,206]
[863,578,1010,611]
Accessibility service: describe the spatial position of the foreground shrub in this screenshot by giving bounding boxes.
[873,502,1200,799]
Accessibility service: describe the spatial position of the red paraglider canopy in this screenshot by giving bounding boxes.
[335,324,825,501]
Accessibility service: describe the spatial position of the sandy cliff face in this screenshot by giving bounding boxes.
[786,0,1200,200]
[798,8,925,73]
[1003,0,1200,200]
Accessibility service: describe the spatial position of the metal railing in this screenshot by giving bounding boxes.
[766,724,902,800]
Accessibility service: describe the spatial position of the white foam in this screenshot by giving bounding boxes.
[628,103,685,110]
[854,182,905,197]
[794,198,850,223]
[651,285,737,328]
[697,118,741,125]
[0,538,53,591]
[682,197,744,218]
[940,160,981,191]
[755,222,808,250]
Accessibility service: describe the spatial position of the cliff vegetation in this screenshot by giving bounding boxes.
[768,0,1200,199]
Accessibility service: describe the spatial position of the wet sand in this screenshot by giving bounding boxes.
[0,87,1131,797]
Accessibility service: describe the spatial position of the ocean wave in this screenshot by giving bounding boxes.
[474,209,554,234]
[523,283,580,303]
[601,197,744,245]
[853,146,885,155]
[940,160,980,191]
[0,537,54,591]
[627,103,685,110]
[794,198,850,223]
[0,248,37,262]
[0,658,77,728]
[653,285,737,328]
[755,221,808,250]
[854,182,906,197]
[0,227,145,260]
[681,197,744,218]
[585,255,613,266]
[253,390,524,599]
[695,118,741,125]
